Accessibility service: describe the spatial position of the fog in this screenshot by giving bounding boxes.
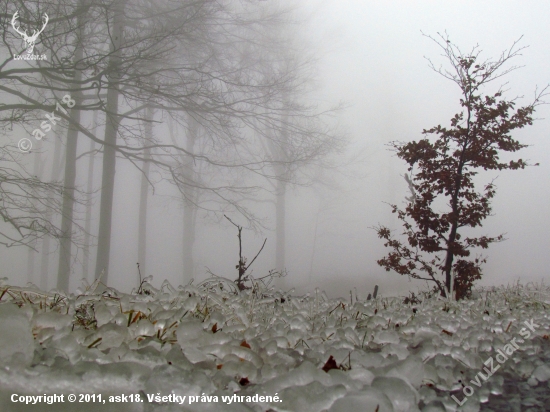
[1,0,549,299]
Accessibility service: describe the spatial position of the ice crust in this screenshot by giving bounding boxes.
[0,303,35,367]
[0,281,549,412]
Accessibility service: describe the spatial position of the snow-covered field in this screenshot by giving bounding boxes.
[0,276,549,412]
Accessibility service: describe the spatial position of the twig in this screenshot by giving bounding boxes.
[224,215,267,290]
[247,238,267,271]
[137,263,146,294]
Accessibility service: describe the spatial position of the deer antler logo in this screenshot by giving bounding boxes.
[11,11,49,55]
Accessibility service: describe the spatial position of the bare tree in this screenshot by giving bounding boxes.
[241,3,345,274]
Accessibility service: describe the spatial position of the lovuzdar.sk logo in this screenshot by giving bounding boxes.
[11,10,48,60]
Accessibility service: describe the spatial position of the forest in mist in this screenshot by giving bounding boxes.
[1,0,549,299]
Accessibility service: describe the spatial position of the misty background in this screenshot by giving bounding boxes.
[1,0,549,299]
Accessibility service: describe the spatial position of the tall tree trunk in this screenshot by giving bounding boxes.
[182,117,198,282]
[82,110,98,282]
[137,106,153,279]
[308,204,321,282]
[274,102,289,273]
[26,143,42,284]
[168,115,198,283]
[275,177,286,271]
[182,200,196,281]
[95,0,126,284]
[27,242,37,284]
[56,2,86,291]
[41,129,64,290]
[40,235,50,290]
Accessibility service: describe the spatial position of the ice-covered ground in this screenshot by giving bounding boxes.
[0,276,549,412]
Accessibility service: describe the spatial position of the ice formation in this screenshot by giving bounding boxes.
[0,279,549,412]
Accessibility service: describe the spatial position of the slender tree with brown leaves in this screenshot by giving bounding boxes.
[375,34,548,300]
